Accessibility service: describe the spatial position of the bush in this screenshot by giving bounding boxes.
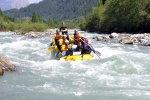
[21,23,49,32]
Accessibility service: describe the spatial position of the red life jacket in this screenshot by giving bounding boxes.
[65,43,68,49]
[74,33,80,40]
[55,33,61,40]
[62,38,68,49]
[62,38,66,44]
[74,33,81,44]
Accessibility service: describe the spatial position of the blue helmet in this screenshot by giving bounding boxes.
[56,29,60,33]
[74,30,78,33]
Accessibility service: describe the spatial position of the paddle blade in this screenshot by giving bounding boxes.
[57,51,66,58]
[89,46,101,58]
[47,46,52,52]
[95,51,101,58]
[61,51,66,56]
[55,51,59,57]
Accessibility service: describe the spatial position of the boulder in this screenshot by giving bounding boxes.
[0,67,4,76]
[139,39,150,46]
[96,36,104,41]
[109,32,119,39]
[120,37,133,44]
[0,57,16,71]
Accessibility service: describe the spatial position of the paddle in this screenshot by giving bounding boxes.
[81,39,101,58]
[47,42,54,52]
[47,46,52,52]
[55,51,59,57]
[55,51,66,58]
[61,51,66,56]
[90,46,101,58]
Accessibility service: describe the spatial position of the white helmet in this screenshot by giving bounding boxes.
[65,40,69,43]
[63,35,67,38]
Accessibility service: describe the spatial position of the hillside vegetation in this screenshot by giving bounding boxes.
[0,10,47,32]
[0,9,80,32]
[80,0,150,33]
[4,0,99,20]
[2,0,150,33]
[1,0,99,32]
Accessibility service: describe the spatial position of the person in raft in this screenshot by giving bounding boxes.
[50,29,62,50]
[59,22,69,40]
[80,37,92,54]
[70,30,82,51]
[59,35,73,56]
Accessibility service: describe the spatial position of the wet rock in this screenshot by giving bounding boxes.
[120,37,133,44]
[93,33,150,46]
[129,37,139,45]
[94,35,110,41]
[25,31,53,37]
[96,36,104,41]
[15,29,55,37]
[109,32,119,39]
[139,39,149,46]
[0,67,4,76]
[0,57,16,71]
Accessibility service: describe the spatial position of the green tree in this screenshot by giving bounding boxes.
[81,0,150,33]
[0,9,3,17]
[4,0,99,20]
[31,12,38,23]
[102,0,106,5]
[80,1,105,32]
[37,14,43,22]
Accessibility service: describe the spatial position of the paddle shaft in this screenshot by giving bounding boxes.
[80,39,101,58]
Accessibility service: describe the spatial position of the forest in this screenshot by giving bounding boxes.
[4,0,99,20]
[0,9,81,32]
[0,0,99,32]
[80,0,150,33]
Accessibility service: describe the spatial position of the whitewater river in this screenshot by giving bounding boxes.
[0,32,150,100]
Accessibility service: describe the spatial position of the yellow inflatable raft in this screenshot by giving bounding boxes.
[52,45,93,61]
[62,54,93,61]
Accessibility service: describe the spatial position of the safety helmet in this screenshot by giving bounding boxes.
[56,29,60,33]
[63,35,67,38]
[74,30,78,33]
[65,40,69,43]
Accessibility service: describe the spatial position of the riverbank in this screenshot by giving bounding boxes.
[1,30,150,46]
[14,29,56,37]
[14,30,150,46]
[93,32,150,46]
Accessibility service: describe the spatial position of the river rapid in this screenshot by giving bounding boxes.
[0,31,150,100]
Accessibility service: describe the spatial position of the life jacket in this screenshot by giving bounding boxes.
[65,43,68,49]
[55,33,61,40]
[58,38,65,46]
[74,33,81,44]
[74,33,80,40]
[62,38,66,44]
[61,43,68,51]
